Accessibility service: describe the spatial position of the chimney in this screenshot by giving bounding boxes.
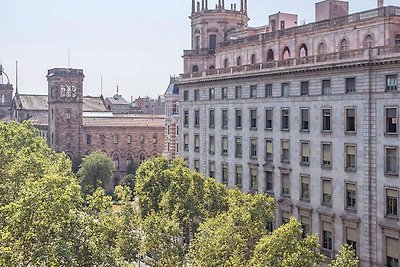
[244,0,247,12]
[240,0,243,11]
[231,3,233,10]
[234,3,236,10]
[201,0,204,10]
[222,0,225,9]
[197,1,200,11]
[192,0,195,13]
[205,0,208,10]
[378,0,384,8]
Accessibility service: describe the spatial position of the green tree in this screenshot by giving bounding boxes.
[77,151,114,196]
[120,174,135,200]
[329,244,359,267]
[250,217,325,267]
[126,161,138,175]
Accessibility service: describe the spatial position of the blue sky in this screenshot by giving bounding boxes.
[0,0,397,99]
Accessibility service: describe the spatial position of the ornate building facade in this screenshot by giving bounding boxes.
[179,0,400,266]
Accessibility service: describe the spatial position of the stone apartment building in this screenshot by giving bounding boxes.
[163,76,180,159]
[178,0,400,266]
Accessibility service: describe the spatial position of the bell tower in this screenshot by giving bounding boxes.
[47,68,84,158]
[0,65,14,120]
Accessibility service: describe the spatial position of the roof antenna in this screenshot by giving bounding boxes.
[15,61,18,94]
[0,63,3,84]
[68,46,71,68]
[101,76,103,96]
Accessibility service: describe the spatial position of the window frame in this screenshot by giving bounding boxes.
[300,141,310,166]
[265,108,273,130]
[385,106,398,135]
[281,108,290,131]
[250,137,258,159]
[322,108,332,132]
[385,187,399,219]
[281,82,290,97]
[321,142,332,169]
[345,182,357,211]
[321,178,333,206]
[281,139,290,164]
[386,74,398,92]
[300,174,310,201]
[345,144,357,171]
[250,109,257,130]
[345,107,357,134]
[322,79,331,95]
[235,136,242,157]
[265,138,273,161]
[385,146,399,176]
[345,77,356,94]
[265,84,273,97]
[235,109,242,129]
[300,107,310,132]
[300,81,309,96]
[250,85,258,98]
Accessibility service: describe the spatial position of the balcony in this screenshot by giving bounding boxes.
[183,49,215,56]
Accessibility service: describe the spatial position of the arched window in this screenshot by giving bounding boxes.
[50,86,55,98]
[51,108,54,120]
[209,65,215,70]
[340,39,348,52]
[139,153,146,163]
[192,65,199,73]
[395,34,400,51]
[224,58,229,68]
[283,47,290,59]
[66,134,72,148]
[100,134,106,144]
[66,109,71,121]
[152,133,157,144]
[113,134,118,144]
[299,44,308,57]
[126,153,133,166]
[1,95,4,105]
[251,54,256,64]
[86,134,91,145]
[51,132,54,145]
[365,34,374,48]
[318,42,326,55]
[237,56,242,66]
[113,154,120,170]
[267,49,274,61]
[128,134,132,144]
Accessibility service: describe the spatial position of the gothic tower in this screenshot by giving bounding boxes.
[0,65,14,120]
[47,68,84,158]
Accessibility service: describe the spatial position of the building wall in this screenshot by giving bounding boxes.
[0,84,13,119]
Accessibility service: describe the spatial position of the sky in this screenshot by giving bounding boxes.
[0,0,398,99]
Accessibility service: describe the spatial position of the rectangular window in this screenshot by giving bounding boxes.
[386,237,400,267]
[282,211,291,224]
[346,227,357,253]
[194,134,200,152]
[322,143,332,168]
[322,79,331,95]
[184,134,189,151]
[282,83,290,97]
[194,159,200,172]
[322,108,331,131]
[235,86,242,99]
[265,108,273,130]
[235,137,242,157]
[235,165,242,187]
[386,188,398,218]
[265,171,273,192]
[265,84,272,97]
[322,222,333,252]
[222,87,228,99]
[300,141,310,165]
[250,85,257,98]
[265,139,273,161]
[346,183,357,209]
[322,179,332,205]
[194,89,200,101]
[209,135,215,154]
[345,144,356,171]
[222,163,228,184]
[250,166,258,190]
[386,75,398,91]
[346,77,356,93]
[301,81,309,96]
[300,175,310,201]
[281,108,290,130]
[385,147,399,175]
[209,161,215,178]
[250,138,258,159]
[301,216,311,238]
[250,109,257,129]
[222,109,228,128]
[209,109,215,128]
[194,110,200,127]
[222,136,228,155]
[235,109,242,128]
[300,108,309,131]
[209,34,217,50]
[345,108,356,133]
[184,110,189,127]
[386,107,398,134]
[281,140,290,163]
[183,90,189,101]
[209,88,215,100]
[281,173,290,197]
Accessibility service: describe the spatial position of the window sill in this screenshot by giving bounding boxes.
[321,203,333,208]
[384,132,399,137]
[250,127,258,131]
[265,128,273,131]
[281,128,290,132]
[235,154,242,158]
[281,160,290,164]
[321,130,332,134]
[345,131,357,135]
[300,198,310,203]
[384,214,399,220]
[345,168,357,173]
[345,207,357,213]
[300,129,310,133]
[265,158,273,162]
[300,162,310,167]
[321,165,332,170]
[281,194,291,198]
[250,157,258,161]
[235,127,242,130]
[384,172,399,178]
[265,191,274,196]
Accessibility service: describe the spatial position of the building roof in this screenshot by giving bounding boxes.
[105,95,129,105]
[83,96,108,112]
[164,77,180,95]
[27,114,48,127]
[82,116,165,128]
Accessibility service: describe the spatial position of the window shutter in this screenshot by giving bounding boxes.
[346,227,357,241]
[323,180,332,194]
[323,144,331,160]
[302,175,310,184]
[323,221,333,232]
[387,189,398,198]
[346,183,356,191]
[302,143,309,156]
[387,237,399,259]
[283,141,289,149]
[267,141,273,153]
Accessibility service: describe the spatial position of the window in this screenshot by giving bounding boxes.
[322,179,332,205]
[346,183,357,209]
[128,135,132,144]
[322,222,333,252]
[300,108,309,131]
[237,56,242,66]
[265,84,272,97]
[322,143,332,168]
[183,90,189,101]
[222,136,228,155]
[346,77,356,93]
[250,85,257,98]
[222,163,228,184]
[100,134,105,144]
[194,159,200,172]
[250,166,258,190]
[281,83,290,97]
[386,237,400,267]
[267,49,274,61]
[235,137,242,157]
[235,109,242,128]
[113,155,120,170]
[265,171,273,192]
[345,144,357,171]
[346,108,356,133]
[250,109,257,129]
[265,139,273,161]
[300,141,310,165]
[265,109,273,130]
[266,220,274,232]
[301,81,309,96]
[224,58,229,68]
[184,110,189,127]
[346,227,357,253]
[301,216,311,238]
[281,108,290,130]
[235,165,242,187]
[66,109,71,121]
[194,89,199,101]
[396,34,400,51]
[235,86,242,99]
[340,38,348,52]
[86,134,91,145]
[322,80,331,95]
[209,88,215,99]
[386,107,398,134]
[251,54,256,64]
[66,134,72,148]
[281,140,290,163]
[195,35,200,50]
[209,109,215,128]
[281,173,290,197]
[365,34,373,48]
[318,42,326,55]
[385,147,398,175]
[250,138,258,159]
[322,108,331,131]
[192,65,199,73]
[282,211,291,225]
[209,135,215,154]
[222,109,228,128]
[222,87,227,99]
[113,134,119,144]
[183,134,189,151]
[283,47,290,59]
[386,188,398,218]
[209,161,215,178]
[300,175,310,201]
[299,44,308,57]
[194,110,200,127]
[386,75,398,91]
[209,34,217,50]
[194,134,200,152]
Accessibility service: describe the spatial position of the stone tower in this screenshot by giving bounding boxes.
[47,68,84,158]
[184,0,250,74]
[0,66,14,120]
